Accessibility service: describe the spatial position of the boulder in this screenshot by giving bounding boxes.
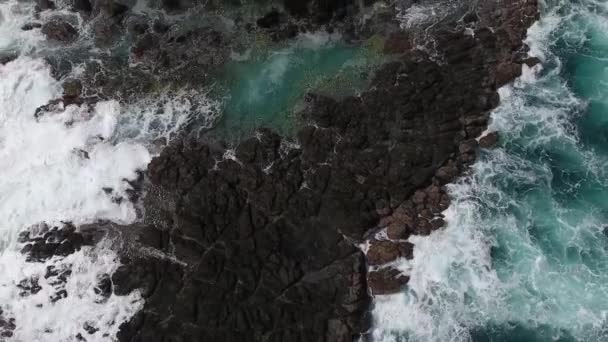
[479,131,500,148]
[41,20,79,43]
[63,78,83,98]
[368,268,409,295]
[367,240,414,266]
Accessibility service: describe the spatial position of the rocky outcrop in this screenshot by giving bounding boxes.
[113,0,539,339]
[29,0,539,340]
[41,20,79,43]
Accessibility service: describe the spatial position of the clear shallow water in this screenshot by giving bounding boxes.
[373,0,608,341]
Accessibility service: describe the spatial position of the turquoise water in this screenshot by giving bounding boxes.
[373,0,608,341]
[214,34,382,137]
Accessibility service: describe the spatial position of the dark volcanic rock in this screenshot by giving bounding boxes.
[21,22,42,31]
[41,20,79,43]
[104,0,539,340]
[479,131,500,148]
[367,267,409,295]
[367,240,414,266]
[19,223,97,262]
[0,53,17,65]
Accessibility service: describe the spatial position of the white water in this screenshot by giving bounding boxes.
[0,1,217,340]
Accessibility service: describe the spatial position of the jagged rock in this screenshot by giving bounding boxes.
[84,322,99,334]
[523,56,541,67]
[479,131,500,148]
[367,240,414,266]
[17,277,42,297]
[368,268,409,295]
[19,223,96,262]
[21,23,42,31]
[496,61,522,87]
[41,20,78,43]
[383,31,411,54]
[70,0,92,13]
[94,274,112,301]
[0,54,17,65]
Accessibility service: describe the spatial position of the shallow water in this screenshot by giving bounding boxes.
[216,32,383,137]
[373,0,608,341]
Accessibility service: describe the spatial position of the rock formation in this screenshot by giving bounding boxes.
[111,0,539,340]
[23,0,540,340]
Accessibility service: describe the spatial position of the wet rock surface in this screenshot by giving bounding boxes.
[18,223,94,262]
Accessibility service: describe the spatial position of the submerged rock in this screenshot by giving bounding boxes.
[41,20,79,43]
[367,267,409,295]
[21,22,42,31]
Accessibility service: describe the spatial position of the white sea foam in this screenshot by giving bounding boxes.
[0,0,43,52]
[0,55,148,341]
[0,47,218,341]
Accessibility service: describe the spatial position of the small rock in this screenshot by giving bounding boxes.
[367,240,414,266]
[0,54,18,65]
[83,322,99,334]
[94,273,112,300]
[495,62,522,87]
[523,57,541,67]
[459,139,478,154]
[41,20,78,43]
[63,78,82,98]
[70,0,92,13]
[479,131,499,148]
[21,23,42,31]
[50,289,68,302]
[368,268,409,295]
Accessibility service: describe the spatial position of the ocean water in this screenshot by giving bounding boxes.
[373,0,608,341]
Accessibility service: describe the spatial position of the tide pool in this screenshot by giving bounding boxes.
[213,33,385,138]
